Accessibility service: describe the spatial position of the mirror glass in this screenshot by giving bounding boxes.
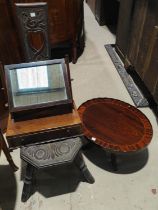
[9,64,67,107]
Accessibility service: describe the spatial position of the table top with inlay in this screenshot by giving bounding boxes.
[78,98,153,153]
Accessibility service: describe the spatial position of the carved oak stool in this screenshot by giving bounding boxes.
[20,137,95,202]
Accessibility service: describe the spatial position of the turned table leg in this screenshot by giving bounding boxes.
[22,164,35,202]
[75,152,95,184]
[72,41,77,64]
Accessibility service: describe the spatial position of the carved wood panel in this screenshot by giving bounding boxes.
[12,0,84,63]
[15,3,50,61]
[13,0,83,44]
[21,137,82,168]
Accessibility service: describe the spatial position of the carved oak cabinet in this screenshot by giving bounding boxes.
[116,0,158,105]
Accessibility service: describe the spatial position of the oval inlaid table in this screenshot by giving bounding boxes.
[78,98,153,170]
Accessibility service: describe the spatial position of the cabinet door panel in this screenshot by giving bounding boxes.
[127,0,148,72]
[116,0,158,105]
[0,0,22,64]
[115,0,135,62]
[136,0,158,77]
[142,26,158,95]
[48,0,73,43]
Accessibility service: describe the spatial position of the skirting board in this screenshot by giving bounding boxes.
[105,44,149,107]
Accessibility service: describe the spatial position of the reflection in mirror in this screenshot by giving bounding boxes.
[17,66,48,90]
[9,64,68,108]
[27,31,45,52]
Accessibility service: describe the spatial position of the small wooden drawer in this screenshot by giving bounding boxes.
[7,124,83,150]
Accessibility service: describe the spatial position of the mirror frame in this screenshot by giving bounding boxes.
[5,58,73,121]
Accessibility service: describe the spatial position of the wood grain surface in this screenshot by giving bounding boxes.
[6,106,81,137]
[78,98,153,153]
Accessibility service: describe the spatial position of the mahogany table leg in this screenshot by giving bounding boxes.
[21,164,35,202]
[72,41,77,64]
[110,153,118,171]
[75,152,95,184]
[0,131,18,172]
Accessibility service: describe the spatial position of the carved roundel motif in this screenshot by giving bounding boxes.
[34,148,48,160]
[58,143,71,154]
[52,142,75,157]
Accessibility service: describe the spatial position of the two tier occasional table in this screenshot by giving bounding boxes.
[78,98,153,170]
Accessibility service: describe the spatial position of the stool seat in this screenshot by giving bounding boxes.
[20,137,95,202]
[21,137,82,168]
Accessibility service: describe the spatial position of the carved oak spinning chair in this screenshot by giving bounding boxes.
[15,2,50,62]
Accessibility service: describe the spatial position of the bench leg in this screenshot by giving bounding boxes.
[75,152,95,184]
[21,164,35,202]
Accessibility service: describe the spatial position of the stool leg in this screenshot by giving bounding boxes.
[110,153,118,171]
[75,152,95,184]
[0,131,18,172]
[22,164,35,202]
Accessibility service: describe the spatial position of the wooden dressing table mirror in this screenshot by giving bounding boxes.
[5,58,82,148]
[5,58,73,122]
